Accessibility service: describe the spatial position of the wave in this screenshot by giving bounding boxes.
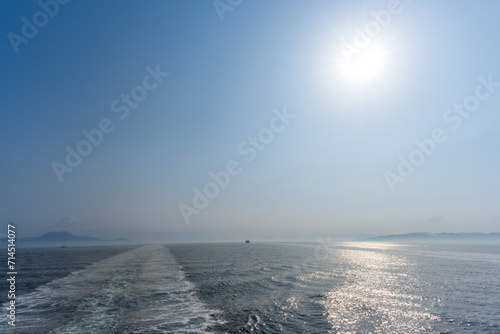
[1,245,223,334]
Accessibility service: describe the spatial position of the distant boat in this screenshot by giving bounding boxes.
[245,240,250,243]
[60,245,68,248]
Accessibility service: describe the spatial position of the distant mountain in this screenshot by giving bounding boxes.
[0,231,132,247]
[365,232,500,243]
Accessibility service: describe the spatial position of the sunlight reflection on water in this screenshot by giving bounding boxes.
[322,245,440,333]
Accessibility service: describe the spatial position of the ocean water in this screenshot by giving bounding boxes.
[1,242,499,333]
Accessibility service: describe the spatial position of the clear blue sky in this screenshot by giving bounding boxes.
[1,0,500,243]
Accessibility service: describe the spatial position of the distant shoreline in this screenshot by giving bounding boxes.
[364,232,500,243]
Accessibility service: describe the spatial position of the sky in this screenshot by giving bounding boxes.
[1,0,500,243]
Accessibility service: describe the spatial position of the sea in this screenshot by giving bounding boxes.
[1,242,499,333]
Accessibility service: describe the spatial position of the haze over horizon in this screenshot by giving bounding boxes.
[2,1,500,244]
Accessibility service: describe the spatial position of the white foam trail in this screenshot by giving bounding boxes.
[1,245,223,334]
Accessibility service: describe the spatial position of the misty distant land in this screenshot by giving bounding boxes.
[1,231,132,248]
[2,231,500,248]
[365,232,500,243]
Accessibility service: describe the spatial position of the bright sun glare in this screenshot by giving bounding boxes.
[339,46,386,84]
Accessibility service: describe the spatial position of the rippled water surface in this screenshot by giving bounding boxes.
[1,242,499,333]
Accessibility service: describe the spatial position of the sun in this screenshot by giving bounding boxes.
[338,46,387,85]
